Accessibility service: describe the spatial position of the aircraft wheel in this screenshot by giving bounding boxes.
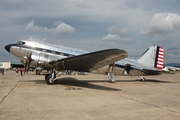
[36,70,41,75]
[45,74,50,80]
[46,75,57,85]
[107,72,115,83]
[140,77,145,82]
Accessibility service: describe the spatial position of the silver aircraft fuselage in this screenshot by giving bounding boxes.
[5,39,128,74]
[5,40,87,68]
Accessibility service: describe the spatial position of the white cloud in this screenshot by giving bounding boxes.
[102,34,120,41]
[141,13,180,36]
[1,1,180,63]
[106,26,129,34]
[102,34,134,44]
[25,20,75,35]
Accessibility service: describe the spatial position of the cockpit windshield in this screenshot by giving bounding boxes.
[17,41,25,45]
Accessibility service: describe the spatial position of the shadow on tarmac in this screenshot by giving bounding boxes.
[116,79,172,83]
[57,78,122,91]
[22,77,122,91]
[21,76,171,91]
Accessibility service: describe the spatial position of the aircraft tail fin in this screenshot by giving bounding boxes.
[138,45,164,70]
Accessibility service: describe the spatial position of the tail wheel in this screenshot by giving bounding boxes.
[140,77,145,82]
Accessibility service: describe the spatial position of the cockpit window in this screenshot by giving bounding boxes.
[17,41,25,45]
[17,41,21,44]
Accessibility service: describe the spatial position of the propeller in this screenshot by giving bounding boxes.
[24,52,33,74]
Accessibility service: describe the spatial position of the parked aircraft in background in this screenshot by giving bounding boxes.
[5,38,164,84]
[163,66,180,71]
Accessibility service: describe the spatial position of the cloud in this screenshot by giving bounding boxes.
[102,34,134,44]
[25,20,75,35]
[102,34,120,41]
[141,13,180,36]
[106,26,129,34]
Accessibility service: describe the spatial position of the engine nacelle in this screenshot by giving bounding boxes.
[30,52,54,67]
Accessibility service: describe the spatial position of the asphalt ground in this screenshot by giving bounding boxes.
[0,71,180,120]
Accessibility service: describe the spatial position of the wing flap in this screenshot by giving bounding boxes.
[49,49,128,72]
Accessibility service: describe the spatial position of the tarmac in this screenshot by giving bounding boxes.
[0,71,180,120]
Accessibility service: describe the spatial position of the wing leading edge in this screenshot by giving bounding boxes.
[49,49,128,72]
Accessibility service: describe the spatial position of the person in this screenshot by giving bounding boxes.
[66,70,71,75]
[19,67,23,76]
[15,67,19,76]
[0,67,4,75]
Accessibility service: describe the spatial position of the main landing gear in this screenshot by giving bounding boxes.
[107,63,116,83]
[45,71,59,85]
[107,72,115,83]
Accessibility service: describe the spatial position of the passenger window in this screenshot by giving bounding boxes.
[45,55,48,58]
[61,53,64,56]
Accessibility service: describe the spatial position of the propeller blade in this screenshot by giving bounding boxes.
[24,59,28,74]
[24,51,33,74]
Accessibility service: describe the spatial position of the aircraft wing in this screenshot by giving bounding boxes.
[49,49,128,72]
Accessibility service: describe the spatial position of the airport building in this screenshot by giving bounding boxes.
[0,62,11,69]
[0,62,24,69]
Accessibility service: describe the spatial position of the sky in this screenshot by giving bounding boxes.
[0,0,180,63]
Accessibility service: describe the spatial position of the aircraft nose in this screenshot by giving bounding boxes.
[5,44,11,52]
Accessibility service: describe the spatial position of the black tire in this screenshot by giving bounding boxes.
[36,70,41,75]
[45,75,57,85]
[45,74,50,80]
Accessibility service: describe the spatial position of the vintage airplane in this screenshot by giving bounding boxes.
[5,38,164,84]
[5,39,128,83]
[163,66,180,71]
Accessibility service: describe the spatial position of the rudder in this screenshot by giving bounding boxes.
[154,46,164,70]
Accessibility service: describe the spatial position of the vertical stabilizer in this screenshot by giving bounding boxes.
[138,45,164,70]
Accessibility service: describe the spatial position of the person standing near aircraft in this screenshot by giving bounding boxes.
[15,67,19,76]
[20,68,23,76]
[0,67,4,75]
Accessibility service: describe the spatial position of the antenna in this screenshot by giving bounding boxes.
[29,36,33,39]
[42,37,46,41]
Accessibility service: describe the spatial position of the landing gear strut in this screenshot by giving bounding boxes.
[107,63,116,83]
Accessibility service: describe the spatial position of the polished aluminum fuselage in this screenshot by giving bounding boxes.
[8,40,87,68]
[5,39,159,75]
